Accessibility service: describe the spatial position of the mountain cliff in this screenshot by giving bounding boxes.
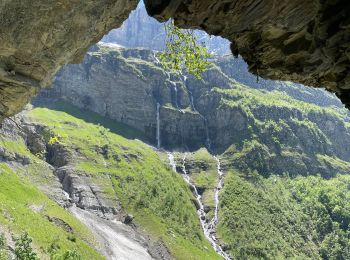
[37,44,350,178]
[0,41,349,257]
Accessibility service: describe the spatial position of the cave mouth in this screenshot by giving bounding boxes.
[1,0,349,122]
[32,1,346,155]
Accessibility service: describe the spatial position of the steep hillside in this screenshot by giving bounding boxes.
[0,107,221,259]
[37,44,350,178]
[0,101,349,259]
[27,43,350,259]
[217,172,350,259]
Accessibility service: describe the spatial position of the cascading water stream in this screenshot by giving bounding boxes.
[153,52,161,65]
[156,102,161,148]
[167,152,177,172]
[164,71,180,110]
[211,156,225,230]
[189,91,196,112]
[171,82,179,109]
[204,118,211,151]
[183,75,197,112]
[167,152,230,259]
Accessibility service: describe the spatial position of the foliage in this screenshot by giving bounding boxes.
[14,232,37,260]
[0,233,7,260]
[51,249,82,260]
[218,172,350,259]
[0,163,103,259]
[159,20,212,79]
[27,107,220,259]
[48,136,59,145]
[60,250,82,260]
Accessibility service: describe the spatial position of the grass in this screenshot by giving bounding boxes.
[0,164,103,259]
[218,171,350,259]
[213,86,348,121]
[33,100,147,141]
[183,149,218,218]
[27,107,221,259]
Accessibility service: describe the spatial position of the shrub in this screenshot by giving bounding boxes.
[14,232,37,260]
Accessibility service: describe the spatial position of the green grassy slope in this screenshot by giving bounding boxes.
[0,163,103,259]
[217,171,350,259]
[27,107,221,259]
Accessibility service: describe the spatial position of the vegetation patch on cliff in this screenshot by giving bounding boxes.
[27,107,221,259]
[218,172,350,259]
[0,164,102,259]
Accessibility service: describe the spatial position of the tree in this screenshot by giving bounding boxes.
[159,20,212,79]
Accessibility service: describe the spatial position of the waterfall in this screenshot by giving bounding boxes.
[167,153,177,172]
[153,52,161,64]
[189,90,196,112]
[165,71,180,109]
[211,156,225,228]
[204,118,211,151]
[156,102,161,148]
[171,82,179,109]
[182,74,196,112]
[181,154,230,259]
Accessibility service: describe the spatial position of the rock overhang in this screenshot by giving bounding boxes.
[0,0,349,122]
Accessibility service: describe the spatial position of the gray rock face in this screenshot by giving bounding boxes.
[36,45,350,177]
[102,1,231,55]
[0,0,138,120]
[55,166,120,219]
[41,44,227,150]
[0,112,172,259]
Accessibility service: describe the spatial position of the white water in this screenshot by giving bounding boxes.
[180,154,230,259]
[167,152,177,172]
[189,90,197,112]
[171,82,179,109]
[182,74,197,112]
[211,156,226,230]
[153,53,160,64]
[156,102,161,148]
[70,206,153,260]
[164,71,180,109]
[204,119,211,151]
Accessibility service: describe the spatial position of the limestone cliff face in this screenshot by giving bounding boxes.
[102,1,231,55]
[144,0,350,106]
[0,0,138,120]
[42,44,224,150]
[37,45,350,177]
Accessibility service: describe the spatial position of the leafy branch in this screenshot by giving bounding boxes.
[159,20,212,79]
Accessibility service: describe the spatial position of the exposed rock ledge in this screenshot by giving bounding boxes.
[145,0,350,106]
[0,0,350,121]
[0,0,138,121]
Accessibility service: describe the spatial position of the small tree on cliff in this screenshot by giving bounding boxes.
[159,19,212,79]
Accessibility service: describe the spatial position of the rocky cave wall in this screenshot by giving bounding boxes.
[0,0,349,122]
[144,0,350,106]
[0,0,138,121]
